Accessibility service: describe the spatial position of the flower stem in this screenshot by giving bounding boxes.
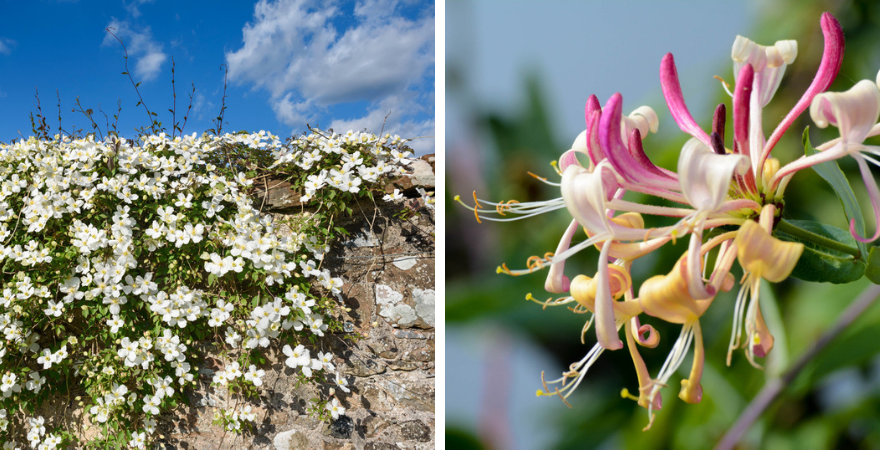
[715,283,880,450]
[775,219,861,259]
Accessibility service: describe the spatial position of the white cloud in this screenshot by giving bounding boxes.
[103,19,167,82]
[123,0,154,18]
[0,38,15,55]
[190,92,215,122]
[328,92,434,155]
[226,0,434,151]
[271,93,317,129]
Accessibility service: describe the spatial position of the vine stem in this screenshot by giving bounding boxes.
[715,283,880,450]
[775,219,861,258]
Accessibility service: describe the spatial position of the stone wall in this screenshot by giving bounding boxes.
[154,156,436,449]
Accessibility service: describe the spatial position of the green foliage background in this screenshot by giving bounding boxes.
[447,0,880,448]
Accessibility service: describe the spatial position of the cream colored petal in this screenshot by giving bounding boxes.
[678,139,750,213]
[735,220,803,282]
[810,79,880,146]
[637,258,709,324]
[561,165,612,235]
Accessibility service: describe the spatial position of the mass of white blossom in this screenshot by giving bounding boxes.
[271,129,414,202]
[0,128,421,448]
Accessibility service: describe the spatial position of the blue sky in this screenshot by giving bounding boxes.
[0,0,435,154]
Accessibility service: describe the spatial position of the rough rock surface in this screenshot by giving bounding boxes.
[151,157,437,449]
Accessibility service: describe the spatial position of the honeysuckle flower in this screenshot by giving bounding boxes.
[456,10,880,430]
[773,74,880,241]
[536,261,639,399]
[731,36,798,108]
[638,257,716,428]
[677,138,750,299]
[664,12,843,196]
[729,206,803,367]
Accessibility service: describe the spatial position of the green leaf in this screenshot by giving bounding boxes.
[865,246,880,284]
[774,219,865,283]
[804,127,868,259]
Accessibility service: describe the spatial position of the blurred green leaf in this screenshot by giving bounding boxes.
[865,246,880,284]
[774,219,865,283]
[445,427,487,450]
[803,127,868,259]
[792,323,880,394]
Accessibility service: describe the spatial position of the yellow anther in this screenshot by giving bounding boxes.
[569,304,589,314]
[752,334,762,345]
[621,388,639,401]
[549,160,561,175]
[526,256,546,272]
[472,190,483,224]
[495,199,520,216]
[453,195,461,202]
[713,75,731,90]
[497,263,515,276]
[527,171,548,182]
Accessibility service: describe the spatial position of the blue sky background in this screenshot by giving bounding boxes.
[0,0,435,154]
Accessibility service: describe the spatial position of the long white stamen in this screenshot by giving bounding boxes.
[647,321,696,421]
[468,207,567,222]
[859,151,880,168]
[551,234,607,263]
[543,319,624,400]
[655,322,695,385]
[607,199,695,217]
[556,344,605,399]
[727,276,751,365]
[744,279,764,369]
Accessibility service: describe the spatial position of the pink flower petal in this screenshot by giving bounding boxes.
[660,53,712,146]
[761,12,844,167]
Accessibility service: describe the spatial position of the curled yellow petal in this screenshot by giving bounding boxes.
[586,212,672,261]
[679,321,705,404]
[571,274,598,311]
[735,220,804,282]
[624,320,662,411]
[610,212,645,230]
[638,258,710,324]
[570,265,633,310]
